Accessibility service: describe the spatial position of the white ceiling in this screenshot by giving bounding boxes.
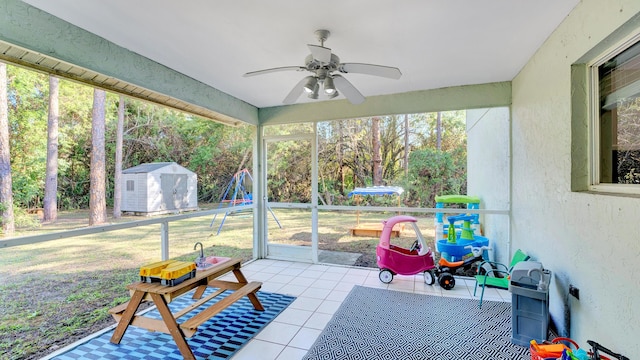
[23,0,579,109]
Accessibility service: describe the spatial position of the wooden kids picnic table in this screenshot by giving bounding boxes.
[109,258,263,360]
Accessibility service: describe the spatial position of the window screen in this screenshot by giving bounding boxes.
[598,40,640,184]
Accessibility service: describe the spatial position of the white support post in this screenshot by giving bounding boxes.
[311,124,319,264]
[161,221,169,260]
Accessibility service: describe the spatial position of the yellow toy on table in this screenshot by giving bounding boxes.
[139,259,196,286]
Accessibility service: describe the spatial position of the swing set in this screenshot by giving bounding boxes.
[209,169,282,235]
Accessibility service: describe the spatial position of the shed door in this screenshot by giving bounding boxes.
[161,174,188,210]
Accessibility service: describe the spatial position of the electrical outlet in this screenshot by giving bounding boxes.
[569,284,579,300]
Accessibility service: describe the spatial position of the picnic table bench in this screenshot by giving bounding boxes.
[109,257,263,360]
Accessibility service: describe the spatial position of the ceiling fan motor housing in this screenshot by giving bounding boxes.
[305,54,340,75]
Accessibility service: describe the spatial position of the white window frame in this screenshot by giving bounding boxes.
[589,30,640,195]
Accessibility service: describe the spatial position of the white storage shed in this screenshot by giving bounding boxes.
[121,162,198,215]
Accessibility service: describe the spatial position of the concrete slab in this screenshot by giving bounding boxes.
[318,250,362,266]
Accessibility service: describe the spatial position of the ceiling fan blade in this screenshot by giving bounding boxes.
[332,75,365,105]
[339,63,402,79]
[307,44,332,63]
[282,77,309,104]
[244,66,306,77]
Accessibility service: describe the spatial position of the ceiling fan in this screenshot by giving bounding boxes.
[243,29,402,105]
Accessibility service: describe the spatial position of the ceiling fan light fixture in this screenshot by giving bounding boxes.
[303,76,318,93]
[324,76,336,94]
[308,83,320,99]
[327,90,339,99]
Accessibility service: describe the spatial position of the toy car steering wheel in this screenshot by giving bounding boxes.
[410,240,420,253]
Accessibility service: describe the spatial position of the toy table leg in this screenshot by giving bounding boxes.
[149,293,195,360]
[232,268,264,311]
[110,290,145,344]
[192,284,208,299]
[109,289,197,360]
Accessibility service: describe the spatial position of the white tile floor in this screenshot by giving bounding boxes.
[227,259,512,360]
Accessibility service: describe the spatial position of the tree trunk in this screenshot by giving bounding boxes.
[43,75,59,222]
[372,116,382,186]
[352,124,359,187]
[0,62,14,235]
[236,148,251,173]
[337,121,345,194]
[404,113,409,176]
[113,95,124,219]
[89,88,107,226]
[436,111,442,151]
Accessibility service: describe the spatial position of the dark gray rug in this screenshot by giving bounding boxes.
[303,285,529,360]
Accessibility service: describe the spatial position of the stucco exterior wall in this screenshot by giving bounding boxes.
[466,107,510,264]
[511,0,640,355]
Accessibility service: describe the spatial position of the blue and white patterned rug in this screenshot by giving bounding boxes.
[51,289,295,360]
[303,286,529,360]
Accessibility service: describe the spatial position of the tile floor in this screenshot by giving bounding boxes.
[226,259,512,360]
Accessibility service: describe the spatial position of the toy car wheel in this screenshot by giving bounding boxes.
[379,269,394,284]
[438,272,456,290]
[423,270,436,285]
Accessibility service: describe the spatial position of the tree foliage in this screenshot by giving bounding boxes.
[4,64,468,216]
[314,112,467,207]
[5,64,254,212]
[6,66,48,208]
